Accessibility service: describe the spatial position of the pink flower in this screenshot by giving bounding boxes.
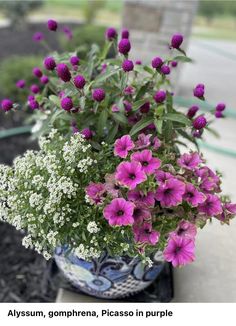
[133,222,159,245]
[152,136,161,150]
[198,194,222,216]
[131,149,161,175]
[115,161,147,190]
[225,203,236,214]
[155,178,185,207]
[163,236,195,267]
[177,152,202,170]
[133,204,151,224]
[183,183,206,207]
[170,220,197,240]
[104,173,120,198]
[114,135,135,158]
[85,182,105,205]
[197,167,220,193]
[155,170,174,183]
[127,189,155,207]
[135,133,151,150]
[103,198,134,226]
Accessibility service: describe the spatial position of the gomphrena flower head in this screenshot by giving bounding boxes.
[1,98,13,111]
[122,59,134,72]
[171,61,178,68]
[154,90,166,103]
[193,84,205,98]
[151,57,163,69]
[123,100,132,112]
[29,99,39,110]
[56,63,71,82]
[16,79,25,89]
[44,56,56,71]
[171,33,183,49]
[192,129,203,138]
[161,64,170,75]
[74,75,86,89]
[70,56,80,66]
[121,28,129,39]
[135,60,142,65]
[30,84,40,94]
[92,88,105,102]
[216,103,226,112]
[192,115,207,130]
[215,111,224,118]
[63,26,73,39]
[106,27,117,40]
[40,75,49,84]
[187,105,199,119]
[81,128,93,140]
[118,39,131,54]
[33,32,44,42]
[140,102,150,114]
[32,67,43,78]
[61,97,73,111]
[47,19,58,31]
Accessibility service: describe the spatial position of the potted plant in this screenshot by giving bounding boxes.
[0,21,235,299]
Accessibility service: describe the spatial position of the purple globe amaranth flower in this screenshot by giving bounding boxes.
[215,110,224,118]
[187,105,199,118]
[124,86,135,95]
[122,59,134,72]
[198,194,222,217]
[81,128,93,140]
[56,63,71,82]
[101,63,107,73]
[154,90,166,103]
[103,198,134,226]
[216,103,226,112]
[177,152,202,170]
[155,178,185,207]
[16,79,25,89]
[44,56,56,71]
[40,75,49,84]
[115,161,147,190]
[161,64,170,75]
[47,19,58,31]
[131,149,161,175]
[114,135,135,158]
[123,100,132,112]
[70,56,80,66]
[133,222,160,245]
[29,99,39,110]
[135,60,142,65]
[32,67,42,78]
[152,56,163,69]
[193,115,207,129]
[193,84,205,98]
[171,61,178,68]
[1,99,13,111]
[92,88,105,102]
[63,26,73,39]
[33,32,44,42]
[106,27,117,40]
[192,129,203,138]
[183,184,206,207]
[121,28,129,39]
[30,84,40,94]
[171,33,184,49]
[61,97,73,111]
[118,39,131,54]
[74,75,86,89]
[140,102,150,114]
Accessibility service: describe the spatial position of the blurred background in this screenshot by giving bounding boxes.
[0,0,236,303]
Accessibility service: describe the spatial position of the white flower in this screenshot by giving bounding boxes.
[87,221,100,234]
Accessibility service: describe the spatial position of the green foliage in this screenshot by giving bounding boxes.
[199,0,236,20]
[82,0,106,24]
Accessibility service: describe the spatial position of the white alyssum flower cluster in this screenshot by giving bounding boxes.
[87,221,100,234]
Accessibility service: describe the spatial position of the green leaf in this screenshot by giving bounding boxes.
[100,41,112,61]
[106,123,119,143]
[49,95,60,107]
[177,129,199,150]
[154,118,163,134]
[130,116,153,136]
[94,68,121,85]
[97,110,108,136]
[112,112,128,125]
[135,82,150,101]
[143,65,154,74]
[132,98,150,112]
[163,113,191,126]
[172,55,192,63]
[205,126,220,138]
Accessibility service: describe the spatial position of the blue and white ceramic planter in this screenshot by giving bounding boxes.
[55,247,165,299]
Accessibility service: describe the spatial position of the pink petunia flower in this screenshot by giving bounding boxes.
[104,173,120,198]
[177,152,202,170]
[127,189,155,207]
[183,183,206,207]
[85,182,106,205]
[198,194,222,216]
[135,133,151,150]
[196,167,220,193]
[152,136,161,150]
[114,135,135,158]
[170,220,197,240]
[155,178,185,207]
[131,149,161,175]
[115,161,147,189]
[133,204,151,224]
[133,222,159,245]
[163,235,195,267]
[103,198,134,226]
[155,170,174,183]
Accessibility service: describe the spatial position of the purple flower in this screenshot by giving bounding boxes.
[28,99,39,110]
[63,26,73,39]
[198,194,222,216]
[177,152,202,170]
[115,161,147,190]
[40,75,49,84]
[215,111,224,118]
[187,105,199,118]
[171,61,178,68]
[56,63,71,82]
[152,57,163,69]
[183,184,206,207]
[154,90,166,103]
[118,39,131,54]
[155,170,174,183]
[111,105,119,112]
[114,135,135,158]
[124,86,135,95]
[164,235,195,267]
[122,59,134,72]
[140,102,150,113]
[193,115,207,129]
[104,173,120,198]
[123,100,132,112]
[106,27,117,40]
[197,167,220,193]
[155,178,185,207]
[121,28,129,39]
[128,189,155,207]
[171,34,183,49]
[225,203,236,214]
[61,97,73,111]
[1,99,13,112]
[135,133,151,149]
[192,129,203,138]
[193,84,205,98]
[133,222,159,245]
[170,220,197,240]
[133,205,151,224]
[47,19,58,31]
[135,60,142,65]
[33,32,44,42]
[103,198,134,226]
[74,75,86,89]
[161,65,170,75]
[216,103,226,112]
[33,67,42,78]
[101,63,107,73]
[86,182,106,205]
[131,149,161,175]
[44,57,56,71]
[92,88,105,102]
[152,136,161,150]
[81,128,93,140]
[70,56,80,66]
[16,79,25,89]
[30,84,40,94]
